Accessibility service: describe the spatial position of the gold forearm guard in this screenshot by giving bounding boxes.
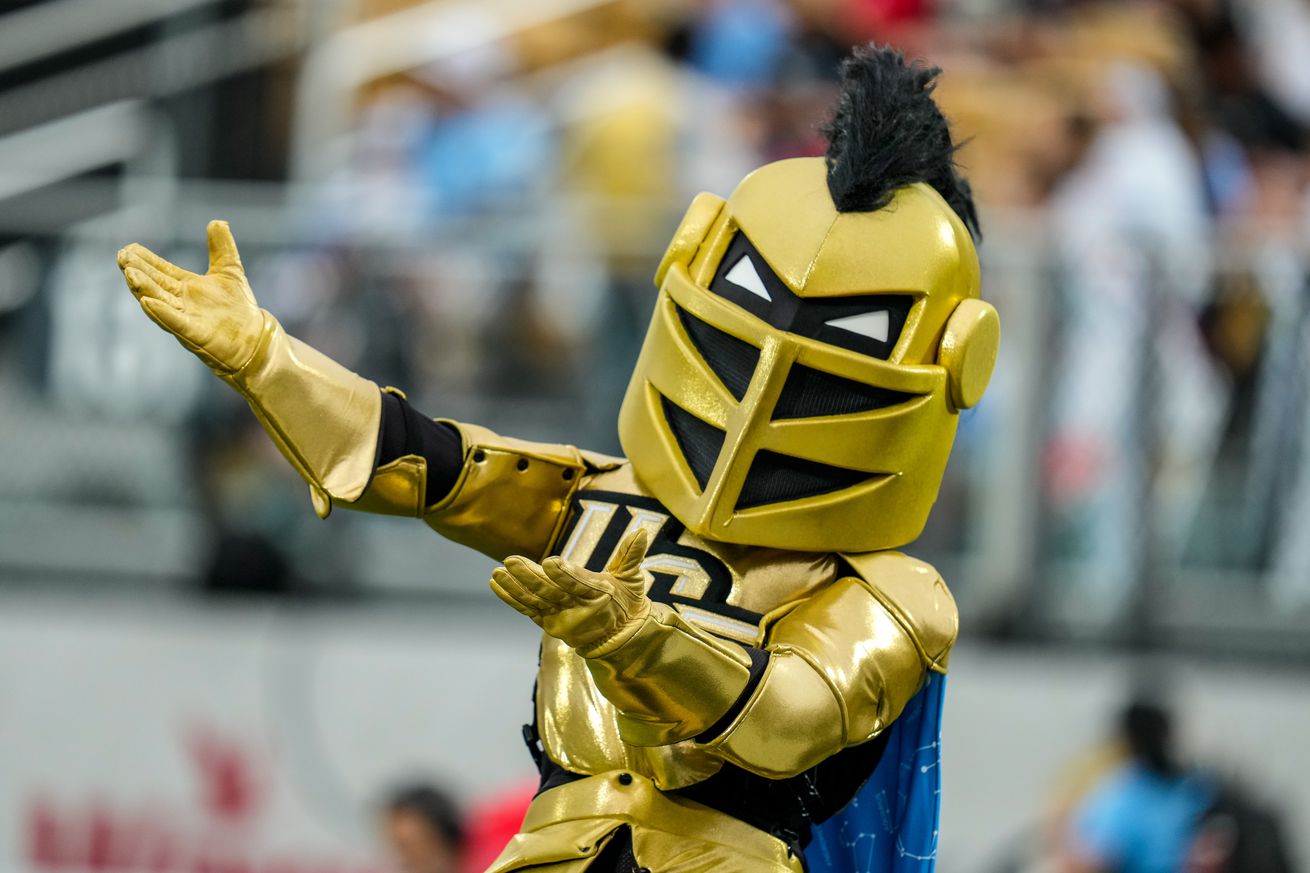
[584,604,754,747]
[223,312,382,518]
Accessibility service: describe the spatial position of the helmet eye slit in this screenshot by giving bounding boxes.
[804,295,913,359]
[723,255,772,302]
[707,232,913,359]
[709,233,789,322]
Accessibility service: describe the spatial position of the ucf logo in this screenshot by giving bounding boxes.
[553,491,765,644]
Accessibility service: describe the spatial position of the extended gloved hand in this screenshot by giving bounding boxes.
[117,220,264,374]
[491,529,652,658]
[115,220,383,519]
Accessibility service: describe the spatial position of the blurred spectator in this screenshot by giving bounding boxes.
[684,0,796,90]
[380,783,466,873]
[1060,700,1215,873]
[1187,779,1296,873]
[1042,54,1223,622]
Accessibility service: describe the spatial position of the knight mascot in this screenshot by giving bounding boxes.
[118,45,999,873]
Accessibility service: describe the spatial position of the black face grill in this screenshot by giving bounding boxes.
[661,397,724,490]
[773,364,915,420]
[736,450,875,510]
[677,307,759,401]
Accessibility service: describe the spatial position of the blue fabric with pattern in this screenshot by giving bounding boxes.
[805,673,945,873]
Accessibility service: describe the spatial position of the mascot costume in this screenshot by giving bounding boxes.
[117,45,998,873]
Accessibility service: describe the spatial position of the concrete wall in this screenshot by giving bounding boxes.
[1,591,1304,873]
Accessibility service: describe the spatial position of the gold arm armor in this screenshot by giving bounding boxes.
[583,552,957,779]
[422,423,593,561]
[221,313,381,519]
[220,316,604,557]
[583,604,755,747]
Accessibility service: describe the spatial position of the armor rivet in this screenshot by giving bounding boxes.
[516,458,530,472]
[472,450,486,463]
[617,772,633,786]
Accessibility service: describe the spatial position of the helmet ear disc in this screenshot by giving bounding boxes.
[939,298,999,409]
[654,192,725,287]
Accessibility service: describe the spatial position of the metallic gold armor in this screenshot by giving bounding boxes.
[117,152,994,871]
[417,422,958,872]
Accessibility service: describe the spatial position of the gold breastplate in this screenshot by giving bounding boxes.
[535,464,838,790]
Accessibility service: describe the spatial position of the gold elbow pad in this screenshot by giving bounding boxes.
[584,604,754,747]
[224,313,382,518]
[422,422,597,561]
[704,569,953,779]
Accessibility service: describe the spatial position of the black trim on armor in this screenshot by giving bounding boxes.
[736,450,874,510]
[674,730,891,856]
[376,391,463,504]
[695,646,769,743]
[589,825,643,873]
[527,686,891,858]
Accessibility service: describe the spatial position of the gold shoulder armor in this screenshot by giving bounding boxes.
[836,550,958,672]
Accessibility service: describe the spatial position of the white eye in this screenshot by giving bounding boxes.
[724,255,771,302]
[825,310,890,343]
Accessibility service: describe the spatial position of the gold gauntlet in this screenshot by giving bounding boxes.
[117,222,385,518]
[222,313,383,518]
[584,603,754,747]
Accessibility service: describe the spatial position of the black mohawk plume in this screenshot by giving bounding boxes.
[821,45,980,240]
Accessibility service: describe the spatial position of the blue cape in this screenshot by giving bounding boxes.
[805,672,946,873]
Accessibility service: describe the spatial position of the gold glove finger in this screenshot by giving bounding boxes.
[206,220,244,277]
[123,267,182,310]
[541,556,610,598]
[122,253,182,296]
[117,243,191,282]
[492,568,552,616]
[489,563,555,610]
[604,529,650,579]
[137,295,189,336]
[503,556,574,606]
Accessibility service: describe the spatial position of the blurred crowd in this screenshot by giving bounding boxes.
[180,0,1310,626]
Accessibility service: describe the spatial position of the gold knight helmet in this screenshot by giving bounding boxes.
[619,48,999,554]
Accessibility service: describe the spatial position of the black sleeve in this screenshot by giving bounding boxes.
[376,391,464,505]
